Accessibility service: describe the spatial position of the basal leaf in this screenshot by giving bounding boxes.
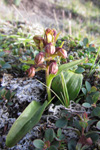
[52,70,83,101]
[6,101,47,147]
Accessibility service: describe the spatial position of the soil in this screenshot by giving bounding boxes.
[0,0,65,29]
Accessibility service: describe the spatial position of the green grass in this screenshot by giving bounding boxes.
[51,0,100,44]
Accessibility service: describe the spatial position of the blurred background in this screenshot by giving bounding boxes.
[0,0,100,43]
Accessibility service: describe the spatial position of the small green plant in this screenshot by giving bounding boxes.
[6,28,86,147]
[33,128,65,150]
[82,81,100,107]
[0,51,11,70]
[55,108,99,149]
[0,87,15,106]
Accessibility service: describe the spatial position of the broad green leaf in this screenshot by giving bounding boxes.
[88,47,95,52]
[86,131,99,142]
[7,102,13,106]
[45,128,55,142]
[5,90,11,100]
[52,70,83,101]
[57,128,62,137]
[75,67,85,73]
[82,88,87,95]
[83,38,89,46]
[6,101,47,147]
[68,139,77,150]
[88,120,97,126]
[60,72,69,107]
[55,117,67,128]
[33,139,44,149]
[82,103,91,108]
[85,81,91,92]
[96,121,100,130]
[90,86,97,93]
[2,63,11,69]
[47,59,85,102]
[92,91,100,103]
[91,107,100,118]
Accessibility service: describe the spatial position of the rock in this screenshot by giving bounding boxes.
[2,73,45,103]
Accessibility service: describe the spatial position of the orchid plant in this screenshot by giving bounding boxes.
[26,28,85,102]
[27,28,67,101]
[6,28,86,147]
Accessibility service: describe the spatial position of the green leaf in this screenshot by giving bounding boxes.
[75,67,85,73]
[56,117,67,128]
[82,88,87,95]
[68,139,77,150]
[83,38,88,46]
[7,102,13,106]
[57,128,62,137]
[51,141,59,148]
[49,146,58,150]
[60,72,69,107]
[33,139,44,149]
[82,103,91,108]
[6,101,47,147]
[52,70,83,101]
[85,81,91,92]
[92,91,100,103]
[88,47,95,52]
[2,63,11,69]
[0,60,5,66]
[91,107,100,117]
[90,86,97,93]
[79,121,88,128]
[88,120,97,126]
[86,132,99,142]
[5,90,11,100]
[19,58,35,64]
[96,121,100,130]
[45,128,55,142]
[73,120,82,131]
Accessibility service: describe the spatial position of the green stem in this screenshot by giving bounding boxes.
[46,67,51,101]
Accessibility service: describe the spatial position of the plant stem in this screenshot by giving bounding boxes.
[46,66,51,101]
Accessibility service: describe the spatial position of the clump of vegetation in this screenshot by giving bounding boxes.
[0,22,99,149]
[5,28,85,147]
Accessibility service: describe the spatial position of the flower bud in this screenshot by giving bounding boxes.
[45,43,55,55]
[27,67,35,78]
[49,61,58,74]
[33,35,44,50]
[57,48,67,59]
[35,52,45,65]
[86,137,93,145]
[45,28,57,43]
